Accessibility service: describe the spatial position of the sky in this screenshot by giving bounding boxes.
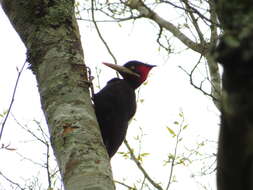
[0,5,220,190]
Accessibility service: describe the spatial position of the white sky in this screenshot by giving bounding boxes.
[0,5,220,190]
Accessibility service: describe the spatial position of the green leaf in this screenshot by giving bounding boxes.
[117,22,122,28]
[118,151,130,159]
[140,152,150,157]
[166,127,176,137]
[177,158,185,165]
[137,155,142,162]
[174,121,179,125]
[143,81,148,85]
[168,153,175,160]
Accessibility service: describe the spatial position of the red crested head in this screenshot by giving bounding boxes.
[103,60,156,89]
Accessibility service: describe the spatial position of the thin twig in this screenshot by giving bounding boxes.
[34,119,50,142]
[46,142,52,189]
[77,15,142,23]
[12,115,47,145]
[181,0,205,43]
[140,176,146,190]
[0,171,25,190]
[12,116,53,188]
[91,0,119,78]
[0,61,27,141]
[166,114,185,190]
[16,151,46,168]
[124,139,163,190]
[115,180,137,190]
[156,26,172,53]
[160,0,220,27]
[178,55,218,102]
[95,66,102,90]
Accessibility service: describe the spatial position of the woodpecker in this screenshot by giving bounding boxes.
[94,60,155,158]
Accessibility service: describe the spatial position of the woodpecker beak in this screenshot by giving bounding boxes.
[103,62,140,77]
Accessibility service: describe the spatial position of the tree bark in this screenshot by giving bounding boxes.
[0,0,115,189]
[214,1,253,189]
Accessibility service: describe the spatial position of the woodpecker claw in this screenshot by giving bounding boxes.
[71,63,95,99]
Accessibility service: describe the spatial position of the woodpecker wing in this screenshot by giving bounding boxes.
[94,78,136,157]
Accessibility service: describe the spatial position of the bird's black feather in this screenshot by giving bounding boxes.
[94,78,136,158]
[93,61,155,158]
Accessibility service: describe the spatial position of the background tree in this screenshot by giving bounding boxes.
[214,0,253,189]
[0,0,114,190]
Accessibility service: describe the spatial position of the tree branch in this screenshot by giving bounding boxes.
[166,114,185,190]
[156,27,172,53]
[45,142,52,189]
[178,55,219,102]
[205,54,221,110]
[115,180,137,190]
[209,0,219,45]
[0,171,25,190]
[125,0,206,54]
[0,60,27,141]
[160,0,219,27]
[124,139,163,190]
[181,0,205,44]
[91,0,120,77]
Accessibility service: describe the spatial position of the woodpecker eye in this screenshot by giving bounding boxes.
[130,66,135,70]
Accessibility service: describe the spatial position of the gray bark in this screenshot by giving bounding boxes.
[214,0,253,189]
[0,0,115,189]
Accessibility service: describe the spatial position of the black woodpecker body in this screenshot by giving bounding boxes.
[94,60,155,158]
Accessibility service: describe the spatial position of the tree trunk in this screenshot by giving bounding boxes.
[214,1,253,189]
[0,1,115,189]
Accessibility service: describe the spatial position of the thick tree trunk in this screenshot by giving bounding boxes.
[214,1,253,190]
[0,1,115,189]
